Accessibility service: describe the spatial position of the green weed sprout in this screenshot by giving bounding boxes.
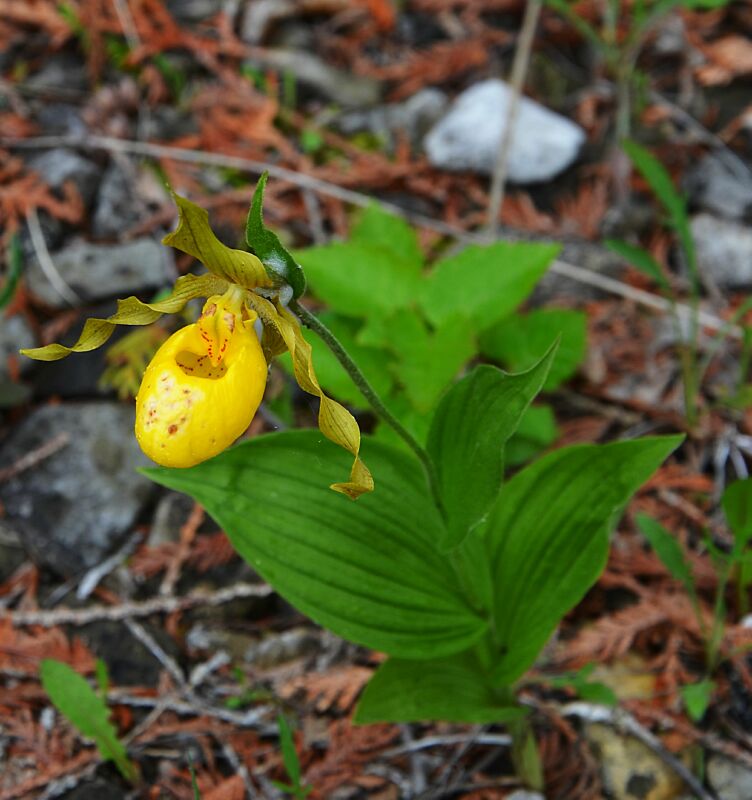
[39,658,137,783]
[638,476,752,719]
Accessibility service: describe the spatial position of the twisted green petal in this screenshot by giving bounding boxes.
[164,194,276,291]
[21,273,227,361]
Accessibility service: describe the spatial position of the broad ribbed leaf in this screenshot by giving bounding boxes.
[144,431,486,658]
[355,653,525,724]
[427,353,555,551]
[420,242,558,330]
[486,435,683,684]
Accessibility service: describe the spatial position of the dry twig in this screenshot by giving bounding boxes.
[2,133,740,339]
[3,581,273,627]
[0,433,70,483]
[485,0,543,239]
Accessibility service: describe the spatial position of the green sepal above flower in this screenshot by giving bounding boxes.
[245,172,306,299]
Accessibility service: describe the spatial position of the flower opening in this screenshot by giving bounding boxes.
[135,292,267,469]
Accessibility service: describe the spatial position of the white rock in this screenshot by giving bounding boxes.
[686,155,752,220]
[424,79,586,183]
[708,755,752,800]
[691,213,752,288]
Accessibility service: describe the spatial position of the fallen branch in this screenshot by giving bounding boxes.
[0,134,741,339]
[3,581,273,627]
[0,433,70,483]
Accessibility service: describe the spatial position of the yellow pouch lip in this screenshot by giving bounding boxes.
[135,320,268,469]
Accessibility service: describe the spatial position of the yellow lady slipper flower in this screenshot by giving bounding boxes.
[135,290,267,468]
[21,188,373,499]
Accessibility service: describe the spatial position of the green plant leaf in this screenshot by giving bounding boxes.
[722,478,752,551]
[427,352,556,551]
[636,514,696,593]
[371,394,433,449]
[389,311,477,413]
[351,203,423,270]
[40,659,136,782]
[479,308,586,390]
[357,310,476,413]
[486,435,684,684]
[188,756,201,799]
[605,239,670,291]
[420,242,559,330]
[0,234,22,312]
[295,243,422,318]
[355,652,526,724]
[277,714,303,789]
[681,680,715,722]
[622,140,696,283]
[143,431,486,659]
[245,172,306,298]
[505,404,559,467]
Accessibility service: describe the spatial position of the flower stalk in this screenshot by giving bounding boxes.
[290,298,445,515]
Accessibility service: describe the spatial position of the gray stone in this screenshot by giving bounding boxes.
[240,0,297,44]
[27,237,171,307]
[0,403,153,575]
[59,779,126,800]
[140,106,198,141]
[685,155,752,221]
[691,213,752,288]
[26,54,88,93]
[335,88,448,149]
[92,163,140,239]
[35,103,87,136]
[166,0,222,22]
[707,755,752,800]
[652,13,687,56]
[506,793,546,800]
[246,49,382,107]
[27,148,101,208]
[0,315,35,379]
[0,523,25,585]
[148,490,196,547]
[424,79,586,183]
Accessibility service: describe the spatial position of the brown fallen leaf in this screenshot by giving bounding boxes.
[280,666,373,713]
[204,775,246,800]
[696,35,752,86]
